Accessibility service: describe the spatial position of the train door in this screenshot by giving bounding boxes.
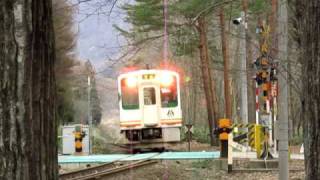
[142,86,159,126]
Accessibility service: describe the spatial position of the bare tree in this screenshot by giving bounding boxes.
[0,0,57,179]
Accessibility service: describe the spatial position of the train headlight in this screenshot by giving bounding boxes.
[126,77,137,87]
[160,74,174,86]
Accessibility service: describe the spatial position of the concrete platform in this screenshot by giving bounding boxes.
[249,159,278,169]
[58,154,130,164]
[232,151,304,160]
[58,151,221,164]
[152,152,220,160]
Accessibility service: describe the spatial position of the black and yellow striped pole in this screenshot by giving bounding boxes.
[74,125,86,153]
[216,119,232,158]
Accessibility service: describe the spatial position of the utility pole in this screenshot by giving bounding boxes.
[239,8,248,125]
[278,0,289,179]
[244,0,256,125]
[163,0,169,64]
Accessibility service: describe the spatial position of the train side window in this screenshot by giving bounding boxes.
[143,87,156,105]
[161,76,178,108]
[121,78,139,110]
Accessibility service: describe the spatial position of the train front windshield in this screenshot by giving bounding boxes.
[160,75,178,108]
[121,78,139,109]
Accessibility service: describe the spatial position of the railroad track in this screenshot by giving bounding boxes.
[59,159,158,180]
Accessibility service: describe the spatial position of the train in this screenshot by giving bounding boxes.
[117,69,182,149]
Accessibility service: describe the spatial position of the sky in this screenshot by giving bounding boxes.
[73,0,130,69]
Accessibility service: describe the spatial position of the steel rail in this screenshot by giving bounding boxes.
[59,161,117,180]
[59,160,158,180]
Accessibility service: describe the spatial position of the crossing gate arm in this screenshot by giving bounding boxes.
[230,123,267,158]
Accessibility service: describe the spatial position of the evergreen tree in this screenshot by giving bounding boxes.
[71,61,102,125]
[53,0,78,124]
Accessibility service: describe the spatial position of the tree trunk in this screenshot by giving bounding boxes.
[0,0,57,179]
[219,7,231,119]
[300,1,320,179]
[196,16,218,146]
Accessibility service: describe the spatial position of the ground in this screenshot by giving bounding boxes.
[105,160,304,180]
[60,141,305,180]
[103,142,305,180]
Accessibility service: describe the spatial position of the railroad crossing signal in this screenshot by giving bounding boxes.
[253,20,278,156]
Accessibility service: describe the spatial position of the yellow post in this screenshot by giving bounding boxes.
[248,124,264,158]
[254,125,262,158]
